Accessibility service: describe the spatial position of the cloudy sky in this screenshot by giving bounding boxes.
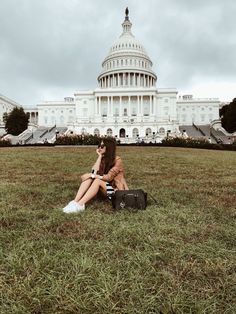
[0,0,235,106]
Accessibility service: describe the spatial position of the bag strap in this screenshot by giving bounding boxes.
[148,192,158,205]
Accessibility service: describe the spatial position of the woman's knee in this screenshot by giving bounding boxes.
[93,178,101,185]
[81,173,90,182]
[92,178,105,187]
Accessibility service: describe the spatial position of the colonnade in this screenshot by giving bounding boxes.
[26,111,38,124]
[95,95,155,117]
[99,73,156,88]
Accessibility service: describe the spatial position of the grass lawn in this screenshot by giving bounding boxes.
[0,146,235,313]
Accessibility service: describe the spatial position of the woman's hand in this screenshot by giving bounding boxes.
[96,148,103,157]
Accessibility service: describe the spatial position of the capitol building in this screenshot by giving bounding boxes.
[1,9,223,143]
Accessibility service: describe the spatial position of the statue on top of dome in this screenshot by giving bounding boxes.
[125,7,129,20]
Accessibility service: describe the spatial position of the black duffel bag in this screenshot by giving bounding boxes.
[111,189,147,211]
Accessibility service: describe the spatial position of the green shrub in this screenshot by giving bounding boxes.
[161,137,218,149]
[0,138,12,147]
[55,134,102,145]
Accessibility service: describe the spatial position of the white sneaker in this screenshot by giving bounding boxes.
[75,203,85,212]
[63,201,85,213]
[63,201,78,213]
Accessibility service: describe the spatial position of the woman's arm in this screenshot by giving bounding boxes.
[98,157,123,182]
[91,149,103,173]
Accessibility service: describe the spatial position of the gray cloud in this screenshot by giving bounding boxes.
[0,0,235,105]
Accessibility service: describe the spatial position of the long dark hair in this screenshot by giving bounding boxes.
[99,137,116,174]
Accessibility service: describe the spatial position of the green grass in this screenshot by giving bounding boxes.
[0,146,236,313]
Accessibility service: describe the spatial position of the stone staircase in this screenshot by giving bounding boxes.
[179,125,203,138]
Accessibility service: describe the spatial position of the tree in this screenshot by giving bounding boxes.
[220,98,236,134]
[4,107,29,135]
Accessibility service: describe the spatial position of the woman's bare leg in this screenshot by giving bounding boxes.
[74,178,93,202]
[77,179,107,205]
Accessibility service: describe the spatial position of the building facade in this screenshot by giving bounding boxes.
[37,9,220,140]
[1,9,221,140]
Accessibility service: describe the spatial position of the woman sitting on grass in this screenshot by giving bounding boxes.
[63,137,128,213]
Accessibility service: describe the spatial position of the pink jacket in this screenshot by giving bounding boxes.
[102,156,129,190]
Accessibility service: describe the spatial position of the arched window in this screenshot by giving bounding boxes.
[107,128,113,136]
[146,128,152,136]
[94,128,100,136]
[119,128,126,138]
[159,127,165,134]
[132,128,139,138]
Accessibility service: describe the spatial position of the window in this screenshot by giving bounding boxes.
[94,128,100,136]
[81,128,86,134]
[132,128,139,138]
[146,128,152,136]
[159,127,165,134]
[164,106,169,112]
[144,103,149,116]
[68,116,74,123]
[107,128,113,136]
[131,107,137,116]
[82,108,88,117]
[114,108,119,116]
[124,108,128,116]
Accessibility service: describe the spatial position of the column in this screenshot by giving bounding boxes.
[95,97,98,114]
[141,96,143,116]
[150,96,153,115]
[107,97,109,115]
[123,73,125,86]
[118,73,120,87]
[98,97,101,115]
[138,96,140,115]
[128,96,131,116]
[111,96,113,116]
[128,73,131,87]
[119,96,122,117]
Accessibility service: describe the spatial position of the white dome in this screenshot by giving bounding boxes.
[98,9,157,88]
[108,31,148,59]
